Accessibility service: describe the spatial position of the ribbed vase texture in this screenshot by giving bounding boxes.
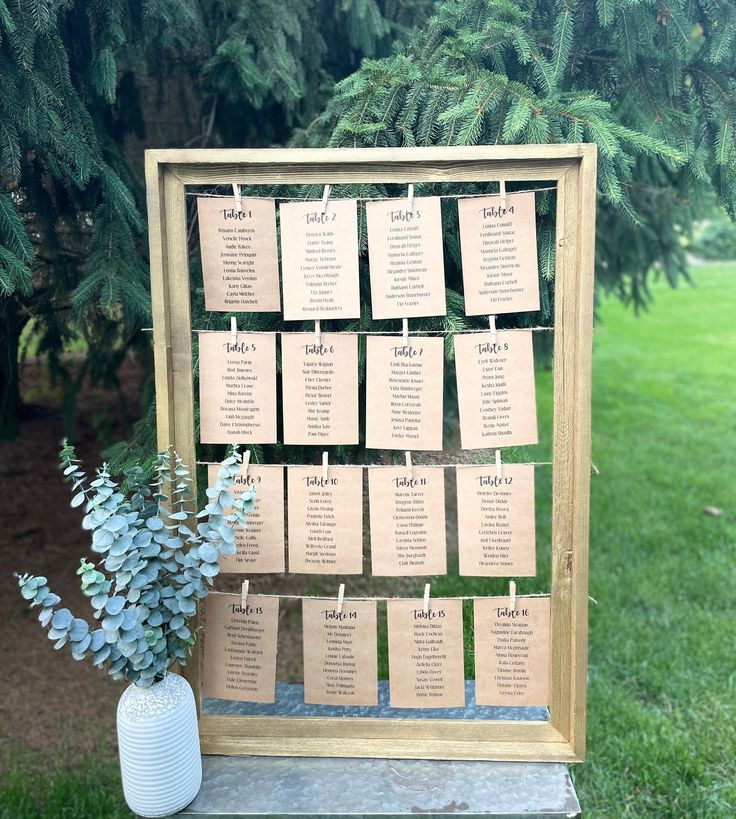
[117,672,202,818]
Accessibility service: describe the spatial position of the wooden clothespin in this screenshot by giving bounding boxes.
[407,183,415,213]
[405,451,413,479]
[402,318,409,346]
[336,583,345,614]
[232,183,242,213]
[495,449,503,479]
[321,185,331,215]
[243,449,251,477]
[489,314,497,344]
[322,451,329,480]
[315,320,321,347]
[423,583,431,614]
[241,579,249,608]
[509,580,517,612]
[230,316,238,345]
[498,179,507,211]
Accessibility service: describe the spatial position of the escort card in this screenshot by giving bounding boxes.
[202,592,279,703]
[287,466,364,574]
[473,596,550,706]
[197,197,280,312]
[387,598,465,709]
[365,335,444,451]
[207,464,285,574]
[456,464,536,577]
[368,467,447,576]
[198,332,277,444]
[279,199,360,320]
[366,197,446,319]
[302,598,378,706]
[454,330,537,449]
[458,192,540,315]
[281,332,359,445]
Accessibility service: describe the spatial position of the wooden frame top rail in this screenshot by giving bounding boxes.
[145,144,597,763]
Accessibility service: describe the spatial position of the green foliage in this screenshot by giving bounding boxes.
[690,210,736,259]
[16,443,254,687]
[311,0,736,305]
[0,0,432,440]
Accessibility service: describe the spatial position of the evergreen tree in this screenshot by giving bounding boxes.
[0,0,432,439]
[309,0,736,306]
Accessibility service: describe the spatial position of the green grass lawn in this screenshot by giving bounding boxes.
[2,261,734,818]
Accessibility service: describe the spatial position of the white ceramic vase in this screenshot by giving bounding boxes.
[117,672,202,818]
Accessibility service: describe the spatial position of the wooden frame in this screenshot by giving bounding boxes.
[145,145,597,763]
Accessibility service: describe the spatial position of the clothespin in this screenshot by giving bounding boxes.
[402,318,409,346]
[495,449,503,479]
[423,583,431,614]
[489,314,497,344]
[315,320,321,347]
[230,316,238,345]
[321,185,331,215]
[405,451,413,479]
[322,451,329,480]
[509,580,517,612]
[232,183,242,213]
[241,579,249,608]
[498,179,507,211]
[407,184,415,213]
[243,449,251,478]
[336,583,345,614]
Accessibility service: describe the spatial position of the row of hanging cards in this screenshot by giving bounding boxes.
[198,329,538,450]
[202,591,551,708]
[196,192,540,318]
[207,463,536,577]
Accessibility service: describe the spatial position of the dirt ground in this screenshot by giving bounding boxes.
[0,356,146,763]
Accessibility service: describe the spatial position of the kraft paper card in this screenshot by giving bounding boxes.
[206,464,285,574]
[368,466,447,576]
[197,197,281,312]
[366,196,447,319]
[279,199,360,320]
[281,332,359,445]
[456,464,536,577]
[387,598,465,709]
[198,332,277,444]
[287,466,364,574]
[302,598,378,706]
[365,335,444,451]
[202,592,279,703]
[458,192,540,316]
[454,330,537,449]
[473,596,550,706]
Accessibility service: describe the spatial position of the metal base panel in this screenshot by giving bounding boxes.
[175,756,581,818]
